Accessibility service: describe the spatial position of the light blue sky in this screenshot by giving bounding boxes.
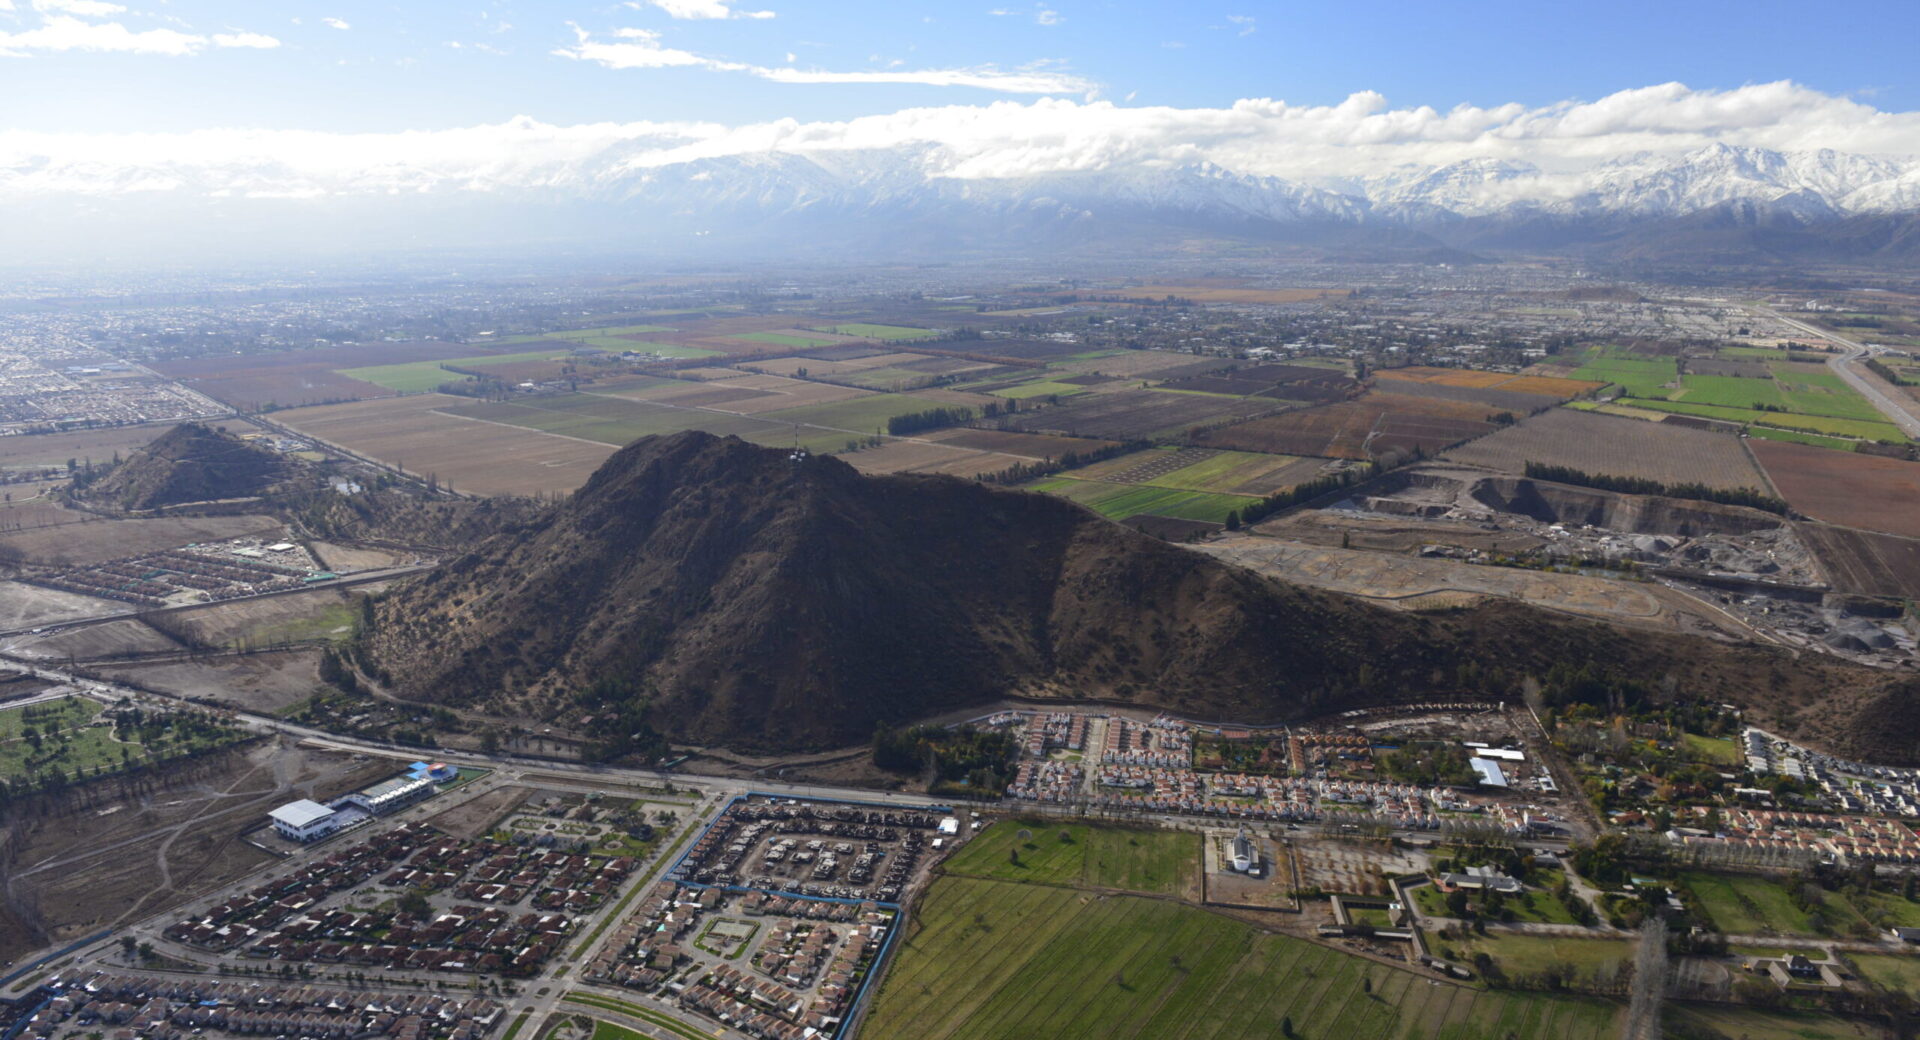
[5,0,1914,134]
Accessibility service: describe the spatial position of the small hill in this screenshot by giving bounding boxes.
[79,423,294,511]
[363,431,1918,758]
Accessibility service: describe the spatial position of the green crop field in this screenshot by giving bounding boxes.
[1027,476,1257,523]
[1568,347,1679,398]
[339,349,580,392]
[1746,426,1856,450]
[1677,872,1881,936]
[736,331,846,349]
[441,394,779,445]
[1144,449,1311,493]
[758,392,963,433]
[864,877,1622,1040]
[1621,398,1907,441]
[944,822,1199,895]
[819,322,941,340]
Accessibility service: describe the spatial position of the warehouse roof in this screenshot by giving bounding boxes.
[270,799,336,829]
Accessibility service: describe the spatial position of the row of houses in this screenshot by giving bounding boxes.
[14,975,500,1040]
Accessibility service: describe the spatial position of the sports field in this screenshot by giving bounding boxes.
[864,877,1622,1040]
[944,822,1199,896]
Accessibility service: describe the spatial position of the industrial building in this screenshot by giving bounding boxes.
[342,774,436,815]
[268,800,340,842]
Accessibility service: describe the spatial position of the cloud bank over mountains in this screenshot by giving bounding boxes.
[7,81,1920,205]
[13,80,1920,266]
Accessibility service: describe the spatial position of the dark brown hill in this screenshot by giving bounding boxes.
[79,423,293,511]
[364,431,1920,759]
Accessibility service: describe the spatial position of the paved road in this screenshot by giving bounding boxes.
[1754,306,1920,439]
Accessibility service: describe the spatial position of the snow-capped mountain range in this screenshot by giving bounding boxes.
[14,141,1920,263]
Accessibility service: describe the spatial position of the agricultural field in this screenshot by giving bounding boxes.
[1684,872,1920,937]
[1054,350,1232,378]
[1753,439,1920,538]
[272,394,615,496]
[925,428,1113,458]
[839,440,1031,479]
[944,821,1200,896]
[1027,477,1258,523]
[1663,1004,1885,1040]
[1443,407,1772,491]
[1436,933,1633,983]
[1618,397,1905,441]
[996,388,1287,441]
[1047,445,1327,496]
[864,877,1622,1040]
[1195,391,1500,460]
[152,342,493,410]
[815,322,941,340]
[0,423,195,473]
[0,512,285,567]
[734,331,849,350]
[1375,366,1603,400]
[337,348,589,393]
[1793,523,1920,599]
[1566,345,1680,398]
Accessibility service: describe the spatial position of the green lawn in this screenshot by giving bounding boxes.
[1848,952,1920,992]
[864,877,1623,1040]
[944,822,1199,896]
[232,601,359,648]
[589,1021,645,1040]
[338,349,578,391]
[1026,476,1259,523]
[1681,733,1743,766]
[1440,933,1633,980]
[0,696,240,783]
[819,322,941,340]
[1568,347,1679,398]
[1683,872,1837,935]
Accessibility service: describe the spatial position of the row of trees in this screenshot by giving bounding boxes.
[1522,461,1788,514]
[1223,466,1370,530]
[886,406,976,436]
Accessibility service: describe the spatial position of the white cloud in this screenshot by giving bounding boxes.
[554,24,1093,93]
[1034,6,1061,26]
[322,16,349,30]
[9,82,1920,200]
[210,31,278,49]
[32,0,127,15]
[631,0,774,20]
[0,11,278,56]
[1225,14,1255,36]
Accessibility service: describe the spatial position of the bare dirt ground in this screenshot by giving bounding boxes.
[95,649,327,715]
[0,513,286,566]
[1201,534,1751,638]
[7,618,180,660]
[307,540,411,571]
[0,581,127,631]
[1259,510,1548,555]
[425,784,531,840]
[162,587,359,647]
[0,741,391,964]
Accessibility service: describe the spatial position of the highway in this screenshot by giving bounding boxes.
[1752,305,1920,439]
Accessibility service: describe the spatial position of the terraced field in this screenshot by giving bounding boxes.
[864,877,1623,1040]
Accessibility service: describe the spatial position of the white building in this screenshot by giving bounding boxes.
[1230,830,1260,874]
[341,775,434,815]
[269,799,339,842]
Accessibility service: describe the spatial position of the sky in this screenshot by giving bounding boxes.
[3,0,1920,205]
[4,0,1917,135]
